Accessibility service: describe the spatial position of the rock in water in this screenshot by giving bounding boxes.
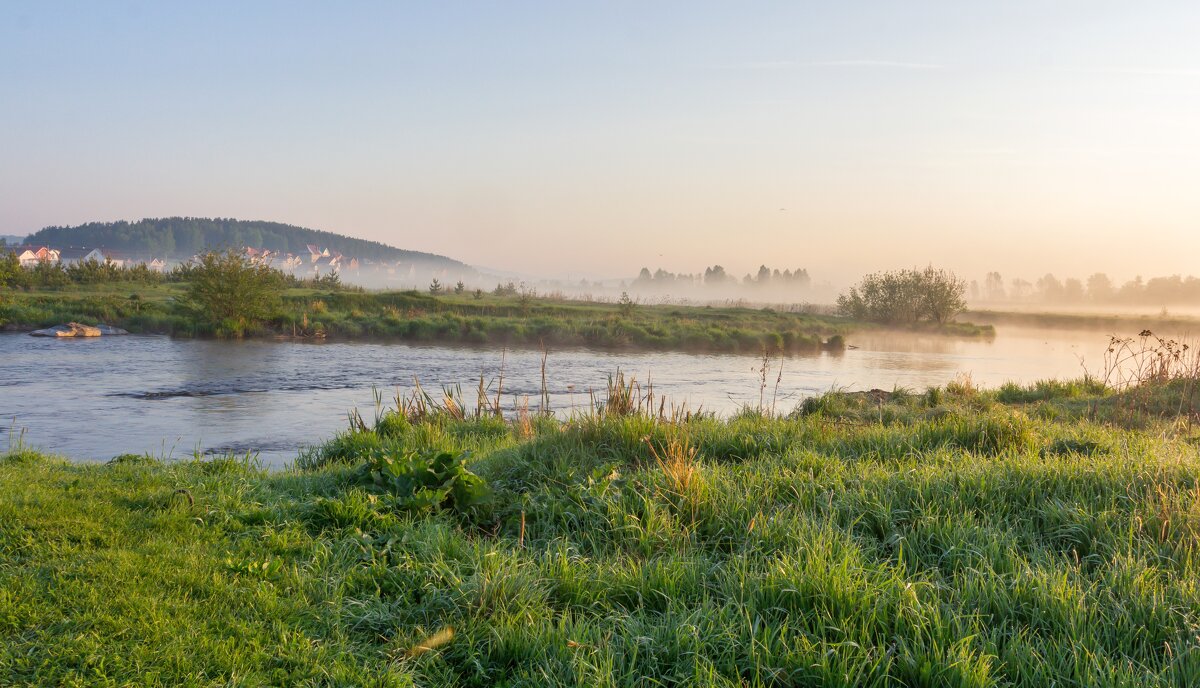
[67,322,102,337]
[30,322,108,337]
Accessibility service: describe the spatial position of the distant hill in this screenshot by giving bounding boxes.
[23,217,467,267]
[0,234,26,246]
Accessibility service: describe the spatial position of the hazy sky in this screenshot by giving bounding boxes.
[3,2,1199,283]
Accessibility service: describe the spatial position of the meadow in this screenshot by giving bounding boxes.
[0,281,988,354]
[3,370,1200,686]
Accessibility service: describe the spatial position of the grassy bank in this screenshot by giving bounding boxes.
[1,284,993,354]
[965,307,1200,333]
[4,376,1200,685]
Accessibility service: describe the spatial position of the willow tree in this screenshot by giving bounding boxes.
[837,266,966,325]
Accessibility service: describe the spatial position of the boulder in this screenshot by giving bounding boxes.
[30,322,110,337]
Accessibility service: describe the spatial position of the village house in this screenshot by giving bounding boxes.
[305,244,330,263]
[58,247,108,265]
[15,246,60,267]
[94,250,128,267]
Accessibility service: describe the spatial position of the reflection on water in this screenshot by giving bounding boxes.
[0,326,1156,466]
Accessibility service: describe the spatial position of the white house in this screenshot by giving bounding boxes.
[97,250,127,267]
[16,246,60,267]
[58,248,107,265]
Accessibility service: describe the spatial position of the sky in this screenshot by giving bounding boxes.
[3,1,1200,284]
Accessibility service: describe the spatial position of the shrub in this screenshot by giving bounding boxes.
[618,291,636,317]
[837,266,966,325]
[175,250,283,336]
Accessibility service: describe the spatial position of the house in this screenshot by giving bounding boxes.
[58,247,108,265]
[310,255,341,275]
[306,244,330,262]
[147,258,167,272]
[96,250,127,267]
[243,247,275,266]
[15,246,60,267]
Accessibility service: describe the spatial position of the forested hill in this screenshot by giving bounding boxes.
[24,217,468,266]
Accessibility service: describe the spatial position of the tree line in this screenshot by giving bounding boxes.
[974,271,1200,306]
[633,265,812,289]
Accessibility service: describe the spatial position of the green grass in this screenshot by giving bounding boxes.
[4,379,1200,685]
[1,284,993,353]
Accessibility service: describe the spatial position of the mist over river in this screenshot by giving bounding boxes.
[0,326,1169,466]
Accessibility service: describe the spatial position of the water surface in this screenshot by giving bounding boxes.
[0,327,1136,465]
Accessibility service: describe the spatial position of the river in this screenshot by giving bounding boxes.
[0,326,1154,466]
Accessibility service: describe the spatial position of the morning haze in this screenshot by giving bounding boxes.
[3,2,1199,284]
[8,6,1200,686]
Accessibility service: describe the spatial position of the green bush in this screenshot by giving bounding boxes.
[175,250,283,336]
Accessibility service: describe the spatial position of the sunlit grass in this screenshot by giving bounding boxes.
[4,378,1200,685]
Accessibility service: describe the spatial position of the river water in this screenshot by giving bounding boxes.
[0,326,1158,465]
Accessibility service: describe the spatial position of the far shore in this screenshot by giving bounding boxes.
[965,307,1200,334]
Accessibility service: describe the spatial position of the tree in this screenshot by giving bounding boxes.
[1010,278,1033,300]
[454,280,465,294]
[1119,276,1145,302]
[1087,273,1114,302]
[703,265,731,285]
[429,278,443,295]
[176,250,283,336]
[1036,274,1064,302]
[917,267,967,324]
[0,250,22,289]
[836,266,966,325]
[1063,278,1085,303]
[984,272,1005,301]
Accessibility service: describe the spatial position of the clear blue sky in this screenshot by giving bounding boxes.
[3,1,1199,282]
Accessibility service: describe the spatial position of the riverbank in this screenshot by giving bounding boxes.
[3,376,1199,685]
[1,284,993,354]
[966,307,1200,334]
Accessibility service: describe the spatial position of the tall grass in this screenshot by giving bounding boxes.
[5,374,1200,685]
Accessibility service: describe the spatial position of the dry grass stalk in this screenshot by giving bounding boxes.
[514,396,533,439]
[645,431,698,496]
[402,626,455,659]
